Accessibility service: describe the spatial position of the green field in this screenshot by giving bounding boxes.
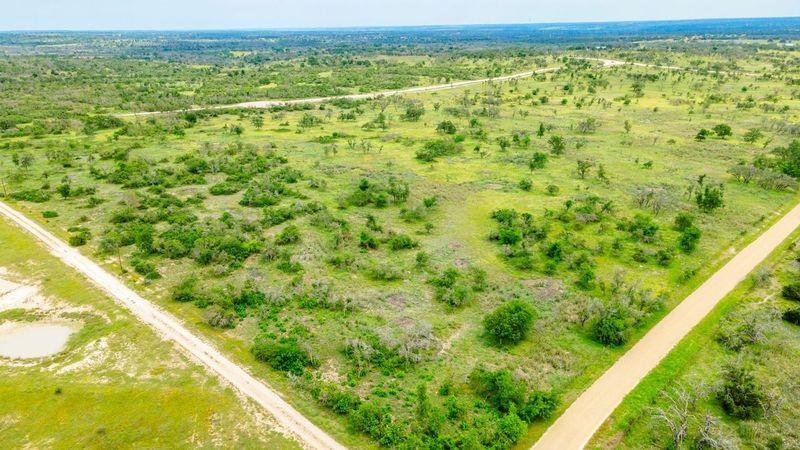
[0,217,297,449]
[2,34,800,448]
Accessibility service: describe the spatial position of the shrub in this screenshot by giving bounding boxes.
[673,213,694,231]
[42,210,59,218]
[429,268,470,307]
[519,391,558,422]
[783,308,800,325]
[469,367,526,413]
[131,258,160,279]
[172,276,198,302]
[349,401,394,442]
[388,233,418,250]
[591,304,630,346]
[627,214,659,243]
[203,305,238,328]
[781,282,800,301]
[209,180,243,195]
[10,189,51,203]
[275,225,301,245]
[251,337,315,376]
[484,300,535,345]
[718,363,763,420]
[529,152,548,170]
[68,229,91,247]
[436,120,457,134]
[415,139,463,162]
[678,225,701,253]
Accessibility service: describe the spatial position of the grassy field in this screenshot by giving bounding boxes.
[2,43,800,448]
[589,227,800,449]
[0,217,298,449]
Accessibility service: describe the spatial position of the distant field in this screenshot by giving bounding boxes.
[2,34,800,448]
[0,217,297,449]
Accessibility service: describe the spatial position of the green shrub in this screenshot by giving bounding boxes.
[10,189,51,203]
[520,391,558,422]
[469,367,526,413]
[718,363,763,420]
[484,300,535,346]
[388,233,418,250]
[781,282,800,301]
[251,337,316,376]
[42,210,59,218]
[415,139,463,162]
[678,225,701,253]
[783,308,800,325]
[590,304,630,346]
[275,225,301,245]
[172,276,198,302]
[209,180,243,195]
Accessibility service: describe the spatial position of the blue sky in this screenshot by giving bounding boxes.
[2,0,799,31]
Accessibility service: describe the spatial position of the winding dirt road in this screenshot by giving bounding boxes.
[118,66,560,117]
[118,57,753,118]
[532,201,800,450]
[0,200,344,450]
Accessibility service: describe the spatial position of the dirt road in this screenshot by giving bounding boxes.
[532,201,800,450]
[118,66,560,117]
[117,57,755,118]
[0,200,344,450]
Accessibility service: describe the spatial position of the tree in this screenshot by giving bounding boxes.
[548,135,566,155]
[713,124,732,139]
[529,152,547,171]
[436,120,457,134]
[497,136,511,152]
[576,159,594,178]
[695,128,711,141]
[781,282,800,301]
[773,140,800,178]
[783,308,800,325]
[651,383,705,449]
[695,183,724,212]
[742,128,763,144]
[591,303,630,346]
[250,115,264,129]
[402,102,425,121]
[678,225,701,253]
[717,363,763,420]
[484,300,535,345]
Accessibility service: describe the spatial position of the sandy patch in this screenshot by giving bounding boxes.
[0,321,78,359]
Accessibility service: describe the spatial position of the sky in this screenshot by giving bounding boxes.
[2,0,799,31]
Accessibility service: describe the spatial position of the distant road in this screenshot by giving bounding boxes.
[532,201,800,450]
[117,57,754,118]
[118,66,561,117]
[0,200,345,450]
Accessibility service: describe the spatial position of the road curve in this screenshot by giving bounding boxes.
[532,201,800,450]
[0,200,345,450]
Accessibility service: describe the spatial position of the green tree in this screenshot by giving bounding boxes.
[484,300,536,345]
[713,123,732,139]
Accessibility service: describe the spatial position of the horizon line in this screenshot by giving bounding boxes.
[1,14,799,34]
